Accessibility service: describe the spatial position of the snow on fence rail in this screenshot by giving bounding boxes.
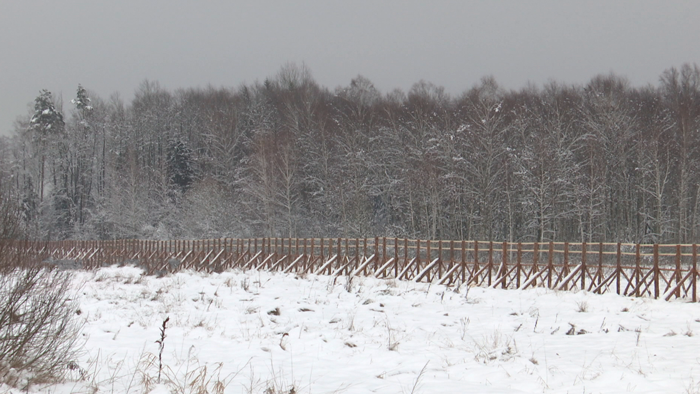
[2,238,698,302]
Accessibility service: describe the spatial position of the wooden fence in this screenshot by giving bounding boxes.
[2,238,698,302]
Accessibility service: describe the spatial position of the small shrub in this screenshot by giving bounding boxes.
[0,266,84,388]
[344,275,354,293]
[576,301,589,313]
[473,331,517,363]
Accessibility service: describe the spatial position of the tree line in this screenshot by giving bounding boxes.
[3,63,700,243]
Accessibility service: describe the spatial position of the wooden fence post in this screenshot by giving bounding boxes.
[693,244,697,302]
[547,242,554,289]
[416,239,422,278]
[676,245,682,298]
[468,240,474,284]
[597,242,603,292]
[374,237,379,271]
[403,238,408,278]
[310,238,315,271]
[426,240,431,282]
[488,241,493,286]
[563,242,569,291]
[635,244,641,297]
[338,237,342,267]
[581,242,587,291]
[516,242,522,288]
[653,244,659,299]
[382,237,387,272]
[533,242,539,287]
[616,243,621,296]
[394,238,399,278]
[320,237,326,263]
[501,241,508,289]
[436,240,442,280]
[440,240,446,280]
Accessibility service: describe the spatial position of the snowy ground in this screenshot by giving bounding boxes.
[7,266,700,394]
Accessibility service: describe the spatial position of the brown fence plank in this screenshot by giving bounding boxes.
[5,238,699,302]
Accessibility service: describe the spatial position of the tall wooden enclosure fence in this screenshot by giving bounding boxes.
[2,238,698,302]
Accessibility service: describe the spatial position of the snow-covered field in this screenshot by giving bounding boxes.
[9,266,700,394]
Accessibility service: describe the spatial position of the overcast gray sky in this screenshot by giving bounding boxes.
[1,1,699,135]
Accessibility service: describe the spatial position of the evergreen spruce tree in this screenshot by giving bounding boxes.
[67,85,96,236]
[30,89,64,135]
[71,84,92,112]
[29,89,64,203]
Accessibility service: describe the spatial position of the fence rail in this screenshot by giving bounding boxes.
[2,238,698,302]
